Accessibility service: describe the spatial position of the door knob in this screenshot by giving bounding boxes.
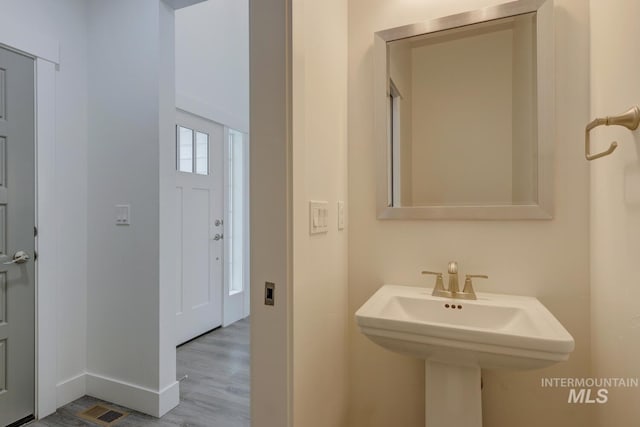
[215,219,223,227]
[213,233,223,241]
[4,250,30,265]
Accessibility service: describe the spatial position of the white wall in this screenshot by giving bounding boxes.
[292,0,349,425]
[347,0,593,426]
[0,0,89,409]
[86,0,177,416]
[590,0,640,424]
[175,0,249,133]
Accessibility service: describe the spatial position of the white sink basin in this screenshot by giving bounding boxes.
[357,285,575,426]
[356,285,574,370]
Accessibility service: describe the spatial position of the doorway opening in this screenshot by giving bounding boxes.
[1,0,289,424]
[170,0,251,423]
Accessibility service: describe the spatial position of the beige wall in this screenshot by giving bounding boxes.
[590,0,640,425]
[292,0,349,425]
[511,14,537,203]
[347,0,593,426]
[410,29,514,205]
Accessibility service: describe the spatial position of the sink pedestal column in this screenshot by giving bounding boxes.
[425,361,482,427]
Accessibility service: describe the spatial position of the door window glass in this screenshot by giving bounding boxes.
[177,125,209,175]
[195,131,209,175]
[178,126,193,173]
[228,129,246,295]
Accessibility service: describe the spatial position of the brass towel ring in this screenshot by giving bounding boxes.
[585,106,640,161]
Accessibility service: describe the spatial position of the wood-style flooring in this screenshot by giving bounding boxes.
[31,318,250,427]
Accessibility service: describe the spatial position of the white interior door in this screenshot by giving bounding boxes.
[175,110,224,345]
[0,47,36,426]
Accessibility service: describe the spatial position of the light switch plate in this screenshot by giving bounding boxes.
[337,201,345,230]
[309,201,329,234]
[116,204,130,225]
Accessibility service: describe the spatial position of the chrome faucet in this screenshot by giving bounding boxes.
[422,261,488,300]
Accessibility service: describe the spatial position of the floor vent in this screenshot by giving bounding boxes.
[6,415,35,427]
[77,404,128,426]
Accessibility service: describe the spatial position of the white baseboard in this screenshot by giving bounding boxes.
[158,380,181,417]
[56,373,87,409]
[85,373,180,417]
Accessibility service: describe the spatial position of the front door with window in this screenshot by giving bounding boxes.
[0,47,36,426]
[175,110,224,345]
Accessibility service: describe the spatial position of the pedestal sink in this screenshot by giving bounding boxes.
[355,285,574,427]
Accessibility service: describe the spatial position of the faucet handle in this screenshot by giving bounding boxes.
[422,271,442,276]
[462,274,488,299]
[422,271,446,293]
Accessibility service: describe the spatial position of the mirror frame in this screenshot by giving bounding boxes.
[375,0,554,220]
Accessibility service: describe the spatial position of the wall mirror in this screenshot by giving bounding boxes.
[375,0,554,220]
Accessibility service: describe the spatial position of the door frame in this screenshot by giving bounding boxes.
[0,26,60,419]
[1,1,295,424]
[249,0,293,425]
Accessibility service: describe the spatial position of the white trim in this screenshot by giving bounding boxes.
[85,373,179,418]
[35,58,58,419]
[157,381,181,417]
[177,92,249,134]
[242,133,250,319]
[56,373,86,409]
[0,22,59,65]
